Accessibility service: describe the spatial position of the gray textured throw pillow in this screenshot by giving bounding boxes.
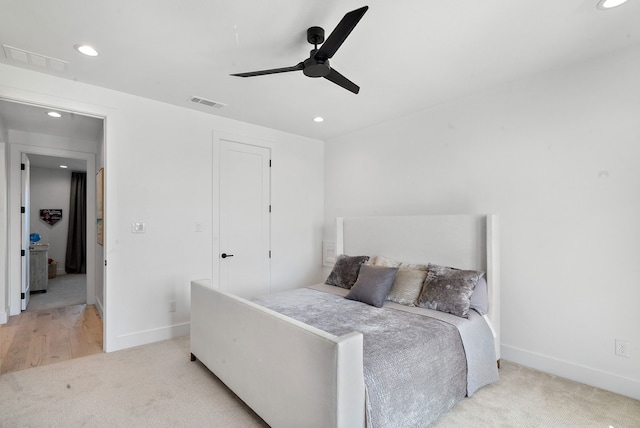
[325,254,370,289]
[417,264,483,318]
[346,265,398,307]
[470,275,488,315]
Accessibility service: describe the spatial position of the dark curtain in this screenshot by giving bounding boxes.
[65,172,87,274]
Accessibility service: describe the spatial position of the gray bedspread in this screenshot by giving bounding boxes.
[252,284,498,428]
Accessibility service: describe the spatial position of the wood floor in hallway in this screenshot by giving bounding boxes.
[0,304,103,374]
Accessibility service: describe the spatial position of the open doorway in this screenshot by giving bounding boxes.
[25,154,88,312]
[0,99,105,373]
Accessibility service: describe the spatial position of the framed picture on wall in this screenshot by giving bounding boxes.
[97,168,104,246]
[40,209,63,226]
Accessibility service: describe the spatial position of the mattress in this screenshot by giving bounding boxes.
[252,284,498,427]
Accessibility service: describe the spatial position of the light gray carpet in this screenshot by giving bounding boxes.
[1,336,638,427]
[27,274,86,311]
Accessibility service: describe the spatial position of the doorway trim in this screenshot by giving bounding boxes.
[0,93,110,351]
[8,144,97,314]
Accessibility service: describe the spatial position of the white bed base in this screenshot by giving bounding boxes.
[191,280,366,428]
[190,214,500,428]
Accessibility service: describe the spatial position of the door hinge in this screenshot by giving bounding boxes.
[21,163,25,171]
[21,292,25,300]
[269,159,272,167]
[269,205,271,213]
[269,250,271,258]
[105,260,107,266]
[21,206,25,213]
[21,249,25,257]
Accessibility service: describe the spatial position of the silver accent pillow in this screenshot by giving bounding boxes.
[325,254,370,289]
[386,269,427,306]
[416,263,483,318]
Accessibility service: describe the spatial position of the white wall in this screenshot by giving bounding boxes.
[0,114,7,143]
[0,114,6,322]
[0,141,7,324]
[10,130,99,155]
[29,167,72,272]
[0,62,324,353]
[324,45,640,399]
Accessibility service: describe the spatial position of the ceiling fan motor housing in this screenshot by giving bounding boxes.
[303,50,330,77]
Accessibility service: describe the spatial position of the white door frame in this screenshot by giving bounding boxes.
[0,92,110,350]
[8,144,96,315]
[20,153,30,310]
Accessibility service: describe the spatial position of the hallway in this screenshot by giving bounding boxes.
[0,304,102,374]
[27,273,87,312]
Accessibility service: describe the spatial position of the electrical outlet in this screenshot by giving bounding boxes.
[615,339,630,358]
[169,300,176,312]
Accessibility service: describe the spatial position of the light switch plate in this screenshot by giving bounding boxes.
[323,241,337,267]
[132,222,146,233]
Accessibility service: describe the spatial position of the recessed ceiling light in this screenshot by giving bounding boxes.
[313,116,324,123]
[74,44,99,57]
[47,111,62,118]
[60,165,68,169]
[597,0,629,9]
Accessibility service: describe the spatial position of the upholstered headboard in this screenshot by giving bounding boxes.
[335,214,500,359]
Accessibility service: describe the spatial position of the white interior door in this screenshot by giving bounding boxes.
[20,153,30,310]
[219,140,271,298]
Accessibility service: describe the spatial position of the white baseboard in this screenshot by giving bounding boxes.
[108,322,190,353]
[94,297,104,319]
[0,309,7,324]
[502,344,640,400]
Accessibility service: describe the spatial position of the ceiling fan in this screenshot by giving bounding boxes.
[230,6,369,94]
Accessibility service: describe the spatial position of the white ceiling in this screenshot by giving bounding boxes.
[0,99,102,171]
[0,100,103,142]
[0,0,639,141]
[0,98,102,171]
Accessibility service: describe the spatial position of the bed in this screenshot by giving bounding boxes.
[190,214,500,428]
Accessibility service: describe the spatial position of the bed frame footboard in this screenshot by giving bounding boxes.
[191,280,366,428]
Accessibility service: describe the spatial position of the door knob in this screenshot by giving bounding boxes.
[221,253,234,258]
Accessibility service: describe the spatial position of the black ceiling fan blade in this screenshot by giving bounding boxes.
[315,6,368,61]
[231,62,304,78]
[323,68,360,94]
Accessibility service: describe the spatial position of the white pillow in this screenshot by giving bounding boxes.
[374,255,402,268]
[399,262,428,271]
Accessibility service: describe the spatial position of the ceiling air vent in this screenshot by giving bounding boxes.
[2,44,68,73]
[189,96,226,109]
